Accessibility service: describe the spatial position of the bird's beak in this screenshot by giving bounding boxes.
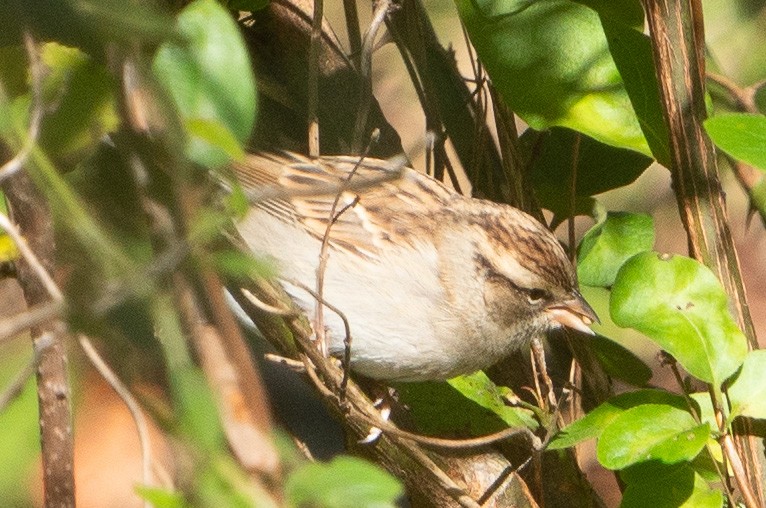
[546,291,599,335]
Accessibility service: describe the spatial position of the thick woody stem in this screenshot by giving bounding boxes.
[641,0,764,504]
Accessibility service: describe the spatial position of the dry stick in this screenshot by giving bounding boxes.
[642,0,762,505]
[341,0,362,68]
[0,213,62,301]
[351,0,393,152]
[665,356,734,505]
[307,0,323,156]
[298,346,484,508]
[568,133,581,265]
[0,302,62,345]
[78,335,153,505]
[0,34,75,508]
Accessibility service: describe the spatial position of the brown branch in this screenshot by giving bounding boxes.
[3,163,75,508]
[642,0,764,504]
[0,34,75,508]
[307,0,322,156]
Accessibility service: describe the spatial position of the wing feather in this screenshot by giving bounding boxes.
[231,152,458,258]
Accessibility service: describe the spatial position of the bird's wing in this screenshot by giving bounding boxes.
[231,152,456,258]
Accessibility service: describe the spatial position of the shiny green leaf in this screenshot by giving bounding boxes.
[453,0,650,155]
[705,113,766,171]
[597,404,708,470]
[548,390,687,449]
[610,252,748,386]
[727,349,766,420]
[154,0,256,169]
[577,212,654,287]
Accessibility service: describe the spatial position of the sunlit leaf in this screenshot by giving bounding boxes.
[548,389,687,449]
[597,404,708,470]
[285,457,403,508]
[705,113,766,171]
[727,349,766,420]
[154,0,256,169]
[453,0,650,155]
[610,252,748,387]
[577,211,654,287]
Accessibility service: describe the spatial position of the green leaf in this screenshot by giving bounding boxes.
[589,334,652,386]
[610,252,748,387]
[705,113,766,171]
[0,348,40,507]
[727,349,766,420]
[620,464,723,508]
[577,211,654,287]
[597,404,709,470]
[598,14,671,166]
[395,372,537,437]
[524,128,653,220]
[212,250,276,281]
[453,0,650,155]
[135,486,187,508]
[548,389,687,450]
[154,0,256,169]
[38,43,118,169]
[285,456,403,508]
[186,117,245,161]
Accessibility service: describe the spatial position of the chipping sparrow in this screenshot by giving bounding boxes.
[233,152,597,382]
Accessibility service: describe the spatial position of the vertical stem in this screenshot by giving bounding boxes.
[307,0,323,156]
[641,0,757,345]
[642,0,764,503]
[2,171,75,508]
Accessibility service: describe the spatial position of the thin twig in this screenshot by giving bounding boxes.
[0,302,63,344]
[342,0,362,68]
[352,0,393,152]
[568,133,581,264]
[0,213,63,301]
[241,288,299,316]
[721,434,760,508]
[78,336,153,503]
[307,0,323,156]
[0,33,44,182]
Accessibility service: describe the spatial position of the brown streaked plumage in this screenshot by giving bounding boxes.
[232,152,597,381]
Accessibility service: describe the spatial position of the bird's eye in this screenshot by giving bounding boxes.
[527,288,549,304]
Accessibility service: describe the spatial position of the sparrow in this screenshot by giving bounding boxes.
[232,152,597,382]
